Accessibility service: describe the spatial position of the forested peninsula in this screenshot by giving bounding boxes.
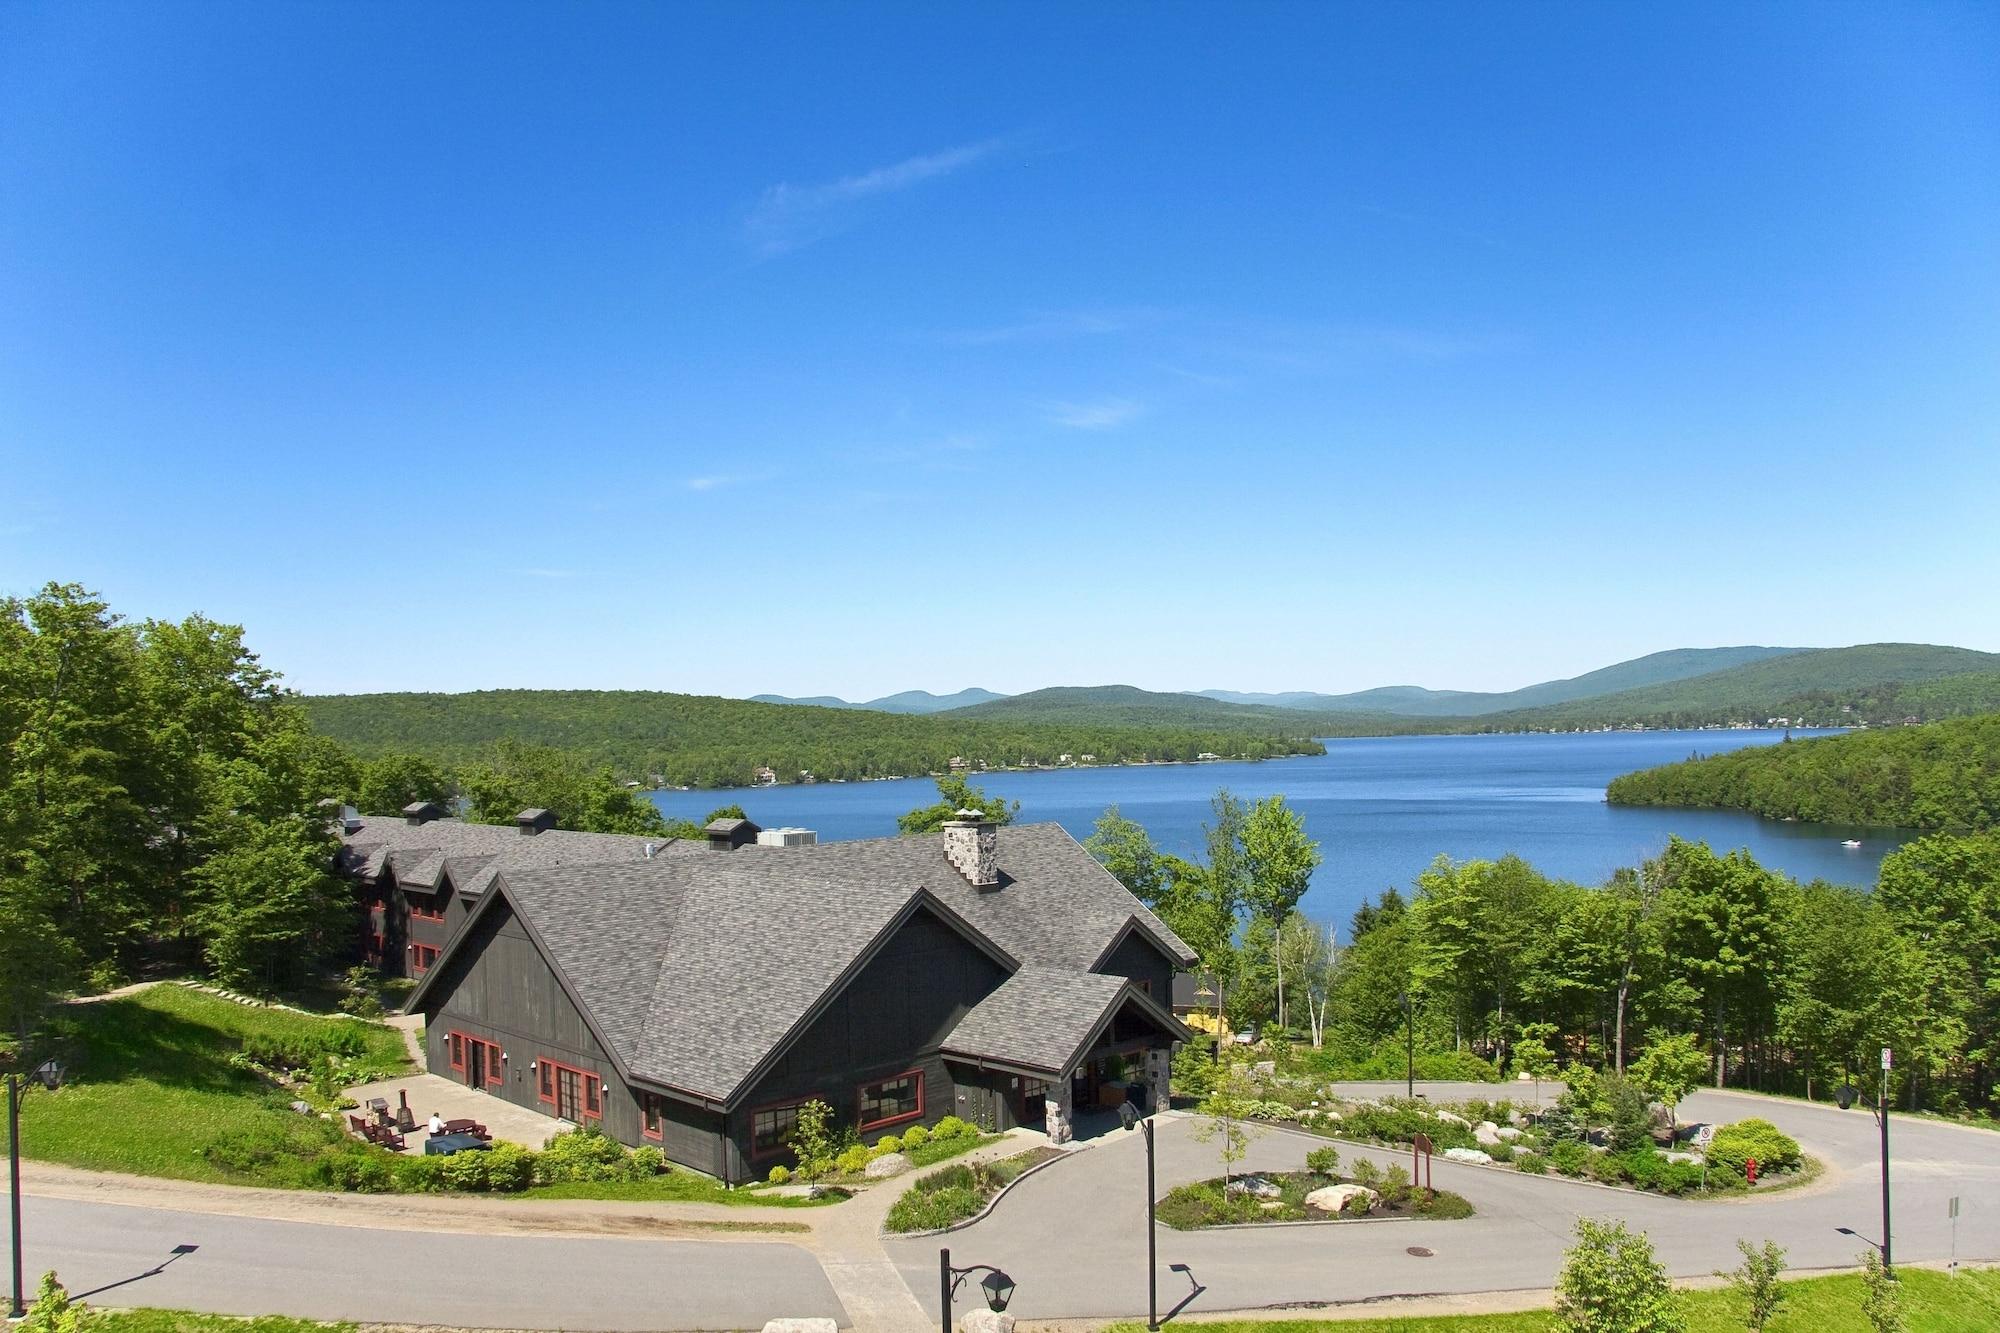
[301,688,1325,788]
[1606,712,2000,831]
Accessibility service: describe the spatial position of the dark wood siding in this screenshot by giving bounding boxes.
[724,906,1008,1181]
[418,895,729,1176]
[1099,927,1176,1000]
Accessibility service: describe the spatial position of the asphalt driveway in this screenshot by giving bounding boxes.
[884,1082,2000,1322]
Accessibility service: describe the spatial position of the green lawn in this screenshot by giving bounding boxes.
[22,985,412,1187]
[92,1313,352,1333]
[1103,1266,2000,1332]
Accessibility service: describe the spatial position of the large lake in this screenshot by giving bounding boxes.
[648,730,1904,930]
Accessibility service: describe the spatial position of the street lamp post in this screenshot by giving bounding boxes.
[10,1059,66,1320]
[937,1247,1014,1333]
[1119,1102,1159,1331]
[1835,1047,1893,1272]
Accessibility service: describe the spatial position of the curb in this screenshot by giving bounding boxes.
[881,1149,1075,1239]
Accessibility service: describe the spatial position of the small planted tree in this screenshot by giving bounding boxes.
[1859,1247,1902,1333]
[1192,1059,1263,1193]
[1553,1218,1684,1333]
[1631,1032,1709,1134]
[788,1099,835,1180]
[1513,1022,1559,1105]
[24,1271,87,1333]
[1720,1238,1787,1332]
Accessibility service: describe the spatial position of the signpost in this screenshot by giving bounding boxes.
[1950,1195,1960,1278]
[1411,1131,1433,1195]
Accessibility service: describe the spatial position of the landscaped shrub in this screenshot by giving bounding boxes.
[834,1144,872,1175]
[900,1124,929,1149]
[1171,1040,1220,1099]
[1550,1140,1592,1177]
[1336,1102,1477,1152]
[1538,1103,1584,1144]
[1378,1162,1413,1205]
[1516,1151,1549,1175]
[767,1164,791,1185]
[1349,1157,1382,1190]
[881,1160,1007,1233]
[533,1126,662,1184]
[1487,1141,1515,1163]
[873,1133,901,1155]
[931,1115,972,1141]
[1305,1146,1340,1175]
[1707,1119,1801,1178]
[1585,1150,1630,1185]
[307,1141,396,1193]
[1599,1072,1654,1153]
[483,1141,536,1191]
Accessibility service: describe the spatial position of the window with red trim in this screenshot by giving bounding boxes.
[449,1032,466,1072]
[411,943,440,974]
[584,1073,600,1115]
[537,1058,602,1122]
[750,1102,804,1160]
[537,1061,554,1103]
[640,1092,664,1140]
[857,1070,923,1130]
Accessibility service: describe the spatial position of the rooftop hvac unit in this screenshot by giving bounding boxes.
[756,827,817,848]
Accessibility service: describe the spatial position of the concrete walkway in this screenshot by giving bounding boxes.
[342,1070,573,1153]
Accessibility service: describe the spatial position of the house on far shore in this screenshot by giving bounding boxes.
[356,813,1192,1182]
[1170,969,1231,1039]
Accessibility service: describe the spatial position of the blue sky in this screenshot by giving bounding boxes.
[3,3,1996,699]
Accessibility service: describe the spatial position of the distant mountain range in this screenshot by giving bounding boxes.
[749,687,1007,714]
[743,643,2000,734]
[1194,646,1809,717]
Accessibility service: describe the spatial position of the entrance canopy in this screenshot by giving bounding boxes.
[941,964,1187,1080]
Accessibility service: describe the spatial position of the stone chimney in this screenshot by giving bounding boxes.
[942,810,1000,889]
[402,801,443,826]
[515,808,556,837]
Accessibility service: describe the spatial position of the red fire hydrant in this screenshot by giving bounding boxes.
[1746,1157,1758,1185]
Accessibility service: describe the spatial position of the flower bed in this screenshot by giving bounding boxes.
[881,1146,1064,1233]
[1157,1149,1472,1230]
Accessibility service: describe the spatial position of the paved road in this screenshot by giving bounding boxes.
[14,1194,845,1331]
[885,1083,2000,1322]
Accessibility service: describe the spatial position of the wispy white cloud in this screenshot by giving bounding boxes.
[746,140,1001,256]
[1046,397,1143,431]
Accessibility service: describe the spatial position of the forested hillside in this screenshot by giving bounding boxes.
[301,688,1324,787]
[1606,713,2000,830]
[1462,643,2000,731]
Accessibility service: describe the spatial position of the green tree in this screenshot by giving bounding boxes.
[1192,1058,1262,1192]
[460,740,668,835]
[1630,1031,1709,1131]
[1242,796,1321,1030]
[1512,1022,1559,1105]
[1859,1246,1902,1333]
[1553,1218,1684,1333]
[1085,805,1165,902]
[1659,838,1784,1087]
[357,752,457,815]
[22,1270,87,1333]
[1719,1238,1786,1332]
[896,774,1018,834]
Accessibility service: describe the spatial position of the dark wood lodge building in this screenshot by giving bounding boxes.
[342,811,1192,1183]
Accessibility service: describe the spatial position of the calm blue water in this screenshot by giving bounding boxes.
[648,730,1904,930]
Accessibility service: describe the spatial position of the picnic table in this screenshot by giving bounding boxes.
[423,1132,493,1156]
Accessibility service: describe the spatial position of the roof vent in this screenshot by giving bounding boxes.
[705,817,761,851]
[755,827,817,848]
[942,811,999,889]
[515,808,556,837]
[403,801,444,826]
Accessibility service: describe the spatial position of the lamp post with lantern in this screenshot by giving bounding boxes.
[10,1058,67,1319]
[1834,1046,1893,1272]
[938,1248,1015,1333]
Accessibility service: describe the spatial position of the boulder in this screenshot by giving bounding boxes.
[1227,1174,1282,1199]
[1434,1110,1470,1126]
[1508,1110,1530,1128]
[1495,1126,1523,1142]
[1664,1151,1702,1165]
[1443,1147,1493,1165]
[763,1322,838,1333]
[863,1152,911,1179]
[1304,1183,1379,1215]
[1474,1121,1503,1146]
[959,1314,1013,1333]
[1253,1060,1277,1077]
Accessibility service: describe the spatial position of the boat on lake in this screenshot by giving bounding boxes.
[1841,838,1863,849]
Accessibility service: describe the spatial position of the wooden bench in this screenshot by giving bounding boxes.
[443,1118,487,1137]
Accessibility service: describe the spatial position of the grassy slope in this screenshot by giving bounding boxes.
[1607,713,2000,829]
[1103,1266,2000,1333]
[24,986,410,1185]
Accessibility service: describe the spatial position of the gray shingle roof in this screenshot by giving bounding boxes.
[453,822,1195,1106]
[940,965,1130,1075]
[337,815,699,898]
